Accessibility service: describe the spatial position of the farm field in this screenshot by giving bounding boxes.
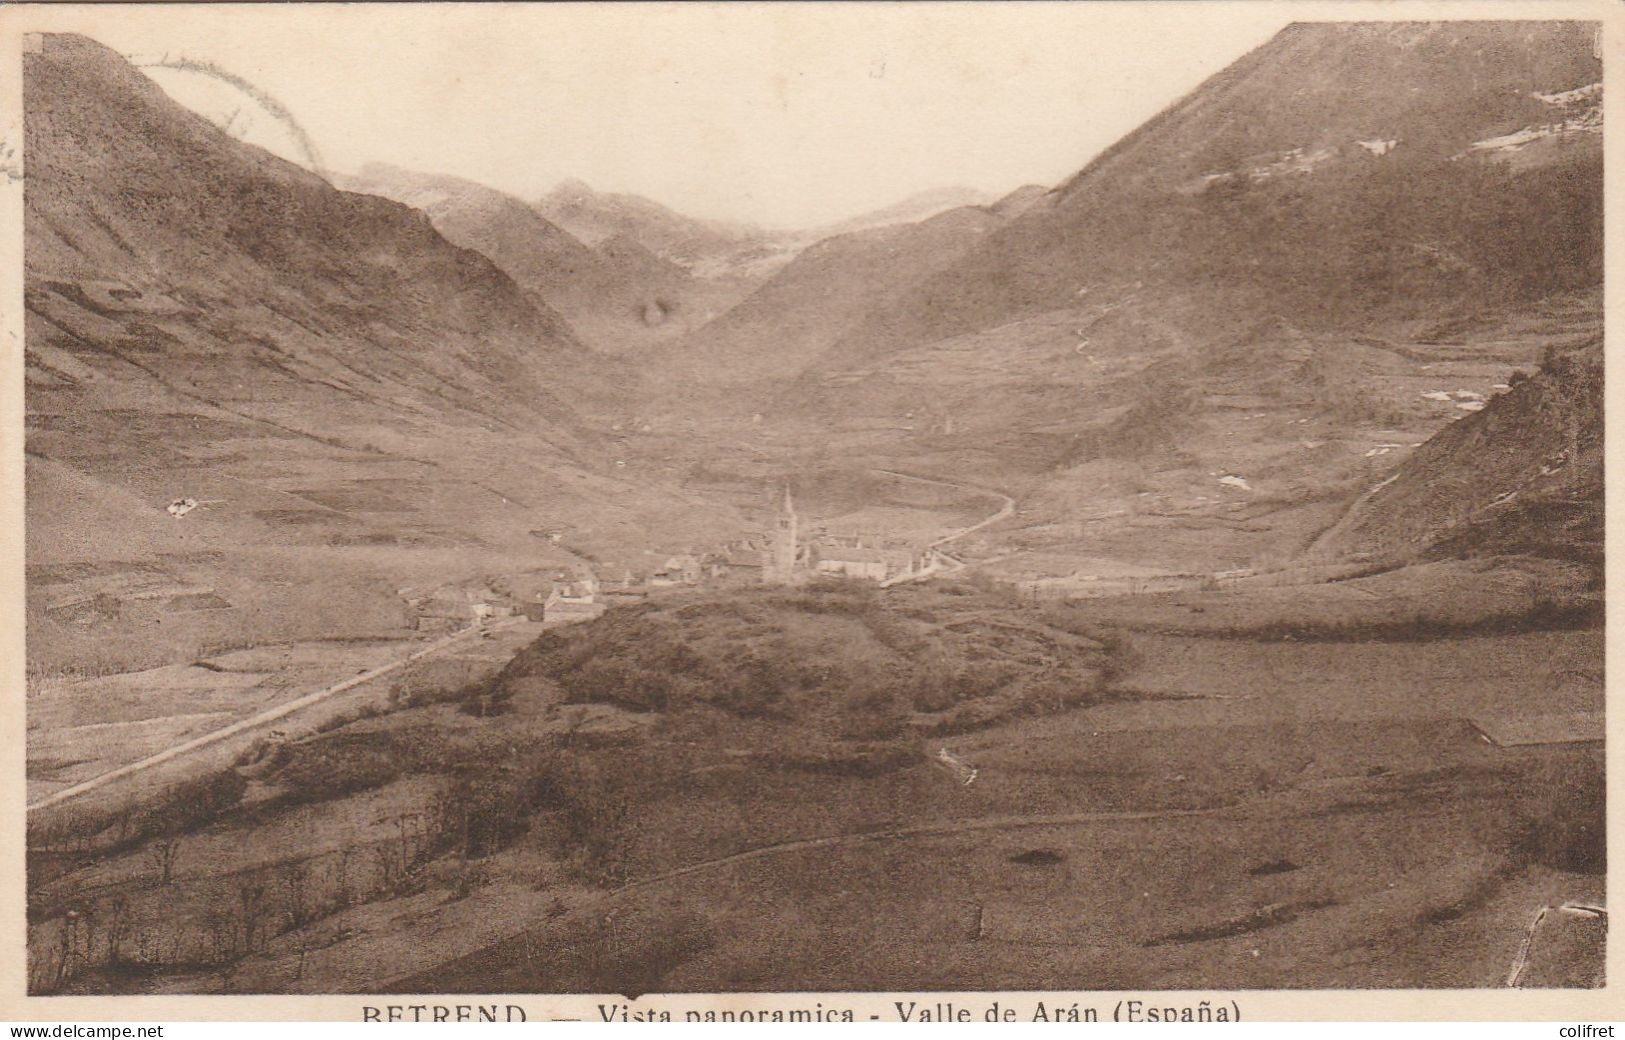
[25,580,1603,994]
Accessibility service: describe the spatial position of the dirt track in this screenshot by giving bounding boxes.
[610,801,1234,898]
[867,468,1016,549]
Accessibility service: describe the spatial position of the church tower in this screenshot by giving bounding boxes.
[769,484,798,583]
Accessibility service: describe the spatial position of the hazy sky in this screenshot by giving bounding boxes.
[37,4,1287,228]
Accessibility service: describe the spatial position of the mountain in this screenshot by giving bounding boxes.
[810,185,996,238]
[534,178,764,274]
[26,36,591,432]
[1314,335,1602,568]
[986,183,1052,220]
[593,232,692,295]
[24,34,742,677]
[766,21,1602,576]
[657,186,1047,390]
[336,163,611,309]
[833,21,1601,365]
[339,163,700,342]
[654,204,1007,391]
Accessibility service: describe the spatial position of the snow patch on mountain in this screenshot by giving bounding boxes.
[1533,82,1601,106]
[1462,84,1601,157]
[1249,145,1339,180]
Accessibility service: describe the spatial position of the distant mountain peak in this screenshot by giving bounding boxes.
[813,186,997,238]
[534,177,763,271]
[339,164,699,335]
[546,176,597,201]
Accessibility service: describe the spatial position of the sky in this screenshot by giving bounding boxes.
[33,4,1288,229]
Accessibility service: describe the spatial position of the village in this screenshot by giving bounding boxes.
[401,487,959,634]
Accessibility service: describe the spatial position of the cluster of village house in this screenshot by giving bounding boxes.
[651,488,936,588]
[406,490,939,631]
[405,576,599,633]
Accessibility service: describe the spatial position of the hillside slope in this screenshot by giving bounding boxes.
[535,178,765,274]
[25,34,743,676]
[808,185,996,238]
[1315,336,1602,567]
[26,36,601,432]
[339,164,701,342]
[832,21,1601,367]
[27,36,611,425]
[336,164,608,305]
[761,21,1601,575]
[654,204,1008,393]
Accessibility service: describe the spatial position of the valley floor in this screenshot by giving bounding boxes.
[26,577,1603,994]
[402,625,1602,993]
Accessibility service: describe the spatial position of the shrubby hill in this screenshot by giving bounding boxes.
[487,581,1117,738]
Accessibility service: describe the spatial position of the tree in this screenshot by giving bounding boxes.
[277,861,313,931]
[103,895,132,967]
[146,832,183,886]
[236,874,269,954]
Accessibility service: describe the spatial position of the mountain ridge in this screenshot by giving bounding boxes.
[653,202,1009,392]
[26,34,597,436]
[822,20,1602,371]
[339,162,701,343]
[24,33,747,681]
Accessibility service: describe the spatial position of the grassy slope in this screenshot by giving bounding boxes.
[653,205,1007,393]
[1316,337,1603,567]
[337,164,712,349]
[836,21,1602,364]
[24,34,749,678]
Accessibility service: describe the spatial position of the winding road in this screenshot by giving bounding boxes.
[866,468,1015,585]
[867,468,1016,548]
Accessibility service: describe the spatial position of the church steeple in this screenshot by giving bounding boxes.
[770,483,798,583]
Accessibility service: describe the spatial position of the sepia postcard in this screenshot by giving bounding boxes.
[0,0,1619,1023]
